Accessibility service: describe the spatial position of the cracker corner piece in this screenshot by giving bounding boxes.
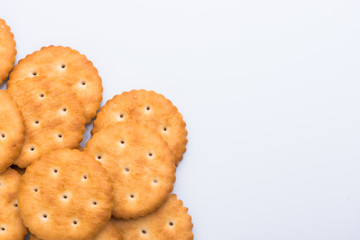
[0,90,25,173]
[8,76,86,168]
[30,221,122,240]
[92,89,188,165]
[0,168,29,240]
[112,194,193,240]
[0,18,16,84]
[17,149,113,240]
[84,121,176,219]
[8,45,103,123]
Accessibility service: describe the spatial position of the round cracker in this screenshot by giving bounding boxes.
[8,76,86,168]
[0,18,16,84]
[30,221,122,240]
[84,122,176,219]
[8,45,103,123]
[18,149,113,240]
[92,90,188,165]
[0,90,25,173]
[112,194,193,240]
[0,168,28,240]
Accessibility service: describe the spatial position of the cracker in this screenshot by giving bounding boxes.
[92,221,123,240]
[8,45,103,123]
[17,149,113,240]
[30,221,122,240]
[84,122,176,219]
[0,168,28,240]
[8,76,86,168]
[0,90,25,173]
[112,194,193,240]
[0,18,16,84]
[92,90,187,165]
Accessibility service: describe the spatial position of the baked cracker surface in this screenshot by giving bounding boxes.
[30,221,122,240]
[0,168,28,240]
[8,76,86,168]
[112,194,193,240]
[0,90,25,173]
[0,18,16,84]
[18,149,113,240]
[92,90,188,165]
[8,45,102,123]
[84,121,176,219]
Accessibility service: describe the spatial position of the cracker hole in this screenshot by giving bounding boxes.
[53,169,58,174]
[30,147,35,152]
[34,187,38,192]
[119,114,124,119]
[153,179,158,184]
[148,152,153,158]
[1,227,5,231]
[61,64,66,69]
[163,127,167,132]
[83,175,88,180]
[169,221,174,227]
[63,194,68,199]
[14,202,18,208]
[32,72,37,76]
[62,107,67,112]
[120,140,125,145]
[93,201,97,206]
[97,155,102,160]
[39,93,45,98]
[58,134,63,139]
[81,81,86,86]
[1,133,5,138]
[142,229,147,234]
[130,194,135,199]
[146,106,151,111]
[73,220,78,225]
[35,120,40,125]
[124,167,130,173]
[42,214,47,219]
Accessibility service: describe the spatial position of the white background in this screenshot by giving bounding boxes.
[2,0,360,239]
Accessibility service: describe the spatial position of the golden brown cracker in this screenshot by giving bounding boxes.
[0,168,28,240]
[30,221,122,240]
[84,122,176,219]
[93,221,122,240]
[8,76,86,168]
[0,18,16,84]
[0,90,25,173]
[18,149,113,240]
[92,90,188,165]
[8,45,103,123]
[112,194,193,240]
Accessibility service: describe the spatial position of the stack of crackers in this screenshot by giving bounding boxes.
[0,18,194,240]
